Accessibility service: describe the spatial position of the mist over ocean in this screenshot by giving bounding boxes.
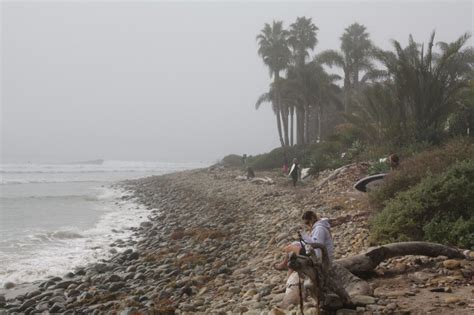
[0,160,207,287]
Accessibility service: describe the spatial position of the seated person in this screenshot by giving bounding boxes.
[274,210,334,271]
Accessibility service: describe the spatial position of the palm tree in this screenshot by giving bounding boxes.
[256,79,301,146]
[318,23,373,112]
[289,17,319,67]
[311,63,343,141]
[350,32,474,145]
[285,61,342,144]
[288,17,318,145]
[256,21,291,147]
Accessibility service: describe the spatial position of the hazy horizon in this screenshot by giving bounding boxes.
[2,1,472,163]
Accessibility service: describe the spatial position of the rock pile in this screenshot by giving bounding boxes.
[1,166,472,314]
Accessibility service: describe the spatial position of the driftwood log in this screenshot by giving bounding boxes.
[336,241,465,277]
[287,241,466,310]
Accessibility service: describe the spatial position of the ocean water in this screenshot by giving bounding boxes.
[0,160,207,287]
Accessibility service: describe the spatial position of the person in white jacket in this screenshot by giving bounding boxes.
[274,210,334,271]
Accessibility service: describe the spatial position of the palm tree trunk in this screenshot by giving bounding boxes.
[290,107,294,147]
[275,108,285,147]
[304,104,310,144]
[282,106,290,147]
[297,107,305,145]
[318,104,323,142]
[274,72,288,147]
[344,72,351,113]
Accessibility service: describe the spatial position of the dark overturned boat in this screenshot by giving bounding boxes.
[353,173,387,192]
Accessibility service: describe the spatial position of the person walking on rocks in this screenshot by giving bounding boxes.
[274,210,335,271]
[289,158,300,187]
[283,154,289,174]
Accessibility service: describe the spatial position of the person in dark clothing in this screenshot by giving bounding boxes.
[289,158,299,186]
[247,167,255,179]
[388,153,399,170]
[242,154,247,166]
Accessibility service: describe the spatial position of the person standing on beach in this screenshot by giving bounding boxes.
[283,155,289,174]
[242,154,247,167]
[388,153,399,170]
[289,158,299,186]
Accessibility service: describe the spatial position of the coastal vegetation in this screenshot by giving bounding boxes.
[251,17,474,248]
[255,17,473,149]
[370,159,474,248]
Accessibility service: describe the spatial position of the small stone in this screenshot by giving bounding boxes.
[140,221,153,228]
[386,303,397,310]
[25,290,41,298]
[54,280,75,289]
[445,297,462,304]
[129,251,140,260]
[107,274,122,283]
[269,308,285,315]
[126,266,136,272]
[351,294,376,306]
[243,289,258,298]
[35,302,49,312]
[197,287,208,296]
[108,281,125,292]
[19,299,36,311]
[336,309,357,315]
[3,282,15,289]
[430,287,446,292]
[443,259,461,269]
[179,303,195,311]
[50,302,65,313]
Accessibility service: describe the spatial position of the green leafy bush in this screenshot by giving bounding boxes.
[370,160,474,248]
[308,141,345,174]
[248,145,317,171]
[329,123,366,147]
[369,138,474,209]
[423,215,474,249]
[220,154,244,168]
[368,161,390,175]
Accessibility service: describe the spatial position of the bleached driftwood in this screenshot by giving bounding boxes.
[288,243,353,309]
[235,176,274,184]
[336,241,465,277]
[286,241,465,310]
[250,177,274,185]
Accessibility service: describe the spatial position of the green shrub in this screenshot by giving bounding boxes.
[329,123,366,147]
[249,144,318,171]
[308,141,346,174]
[423,215,474,249]
[368,161,390,175]
[220,154,244,168]
[369,138,474,209]
[370,160,474,248]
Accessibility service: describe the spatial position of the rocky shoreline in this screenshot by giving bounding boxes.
[1,166,473,314]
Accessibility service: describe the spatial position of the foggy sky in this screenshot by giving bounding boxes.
[1,1,472,163]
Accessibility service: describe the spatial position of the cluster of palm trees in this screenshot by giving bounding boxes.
[256,17,473,148]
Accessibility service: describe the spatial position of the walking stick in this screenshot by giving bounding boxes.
[298,273,304,315]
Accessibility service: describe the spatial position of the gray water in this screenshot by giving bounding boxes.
[0,160,207,286]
